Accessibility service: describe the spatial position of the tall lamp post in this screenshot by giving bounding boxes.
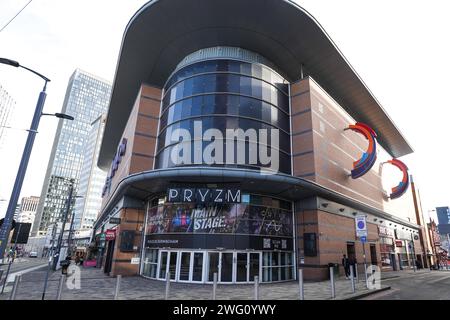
[67,194,84,256]
[0,58,74,263]
[52,181,74,271]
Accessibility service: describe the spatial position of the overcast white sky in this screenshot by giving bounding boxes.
[0,0,448,222]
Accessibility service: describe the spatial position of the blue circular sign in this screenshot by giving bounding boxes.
[357,221,365,229]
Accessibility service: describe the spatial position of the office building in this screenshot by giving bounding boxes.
[32,70,111,236]
[16,196,39,231]
[73,114,107,232]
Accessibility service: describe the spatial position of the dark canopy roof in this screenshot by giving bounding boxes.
[98,0,413,169]
[94,167,420,231]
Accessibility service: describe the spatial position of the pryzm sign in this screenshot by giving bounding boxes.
[169,121,279,174]
[167,188,241,204]
[102,138,127,197]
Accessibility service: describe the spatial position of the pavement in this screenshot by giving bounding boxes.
[0,264,389,300]
[4,260,450,300]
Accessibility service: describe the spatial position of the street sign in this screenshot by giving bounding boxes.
[109,217,121,225]
[11,223,32,244]
[360,236,367,243]
[105,229,116,241]
[355,215,368,238]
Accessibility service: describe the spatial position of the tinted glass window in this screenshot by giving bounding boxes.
[158,59,291,174]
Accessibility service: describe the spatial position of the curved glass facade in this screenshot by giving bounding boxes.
[155,50,291,174]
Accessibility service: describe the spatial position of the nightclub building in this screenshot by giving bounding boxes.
[93,0,423,282]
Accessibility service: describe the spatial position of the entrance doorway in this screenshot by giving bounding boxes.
[150,250,279,283]
[346,242,356,261]
[370,244,378,265]
[207,251,262,283]
[158,251,178,280]
[346,242,357,275]
[104,239,115,274]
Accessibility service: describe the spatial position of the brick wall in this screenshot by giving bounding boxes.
[290,77,416,223]
[101,84,161,210]
[110,208,146,277]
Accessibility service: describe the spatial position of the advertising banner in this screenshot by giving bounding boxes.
[146,203,292,237]
[144,202,294,251]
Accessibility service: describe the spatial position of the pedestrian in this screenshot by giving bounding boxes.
[61,254,71,275]
[342,254,350,279]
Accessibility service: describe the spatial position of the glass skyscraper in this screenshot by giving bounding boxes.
[73,114,107,232]
[32,70,111,236]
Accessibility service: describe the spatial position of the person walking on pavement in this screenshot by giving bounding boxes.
[61,254,72,275]
[342,254,350,279]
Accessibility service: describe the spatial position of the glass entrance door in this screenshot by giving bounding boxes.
[158,250,178,280]
[158,251,168,279]
[236,253,248,282]
[220,252,233,282]
[157,250,263,283]
[168,252,177,280]
[208,252,220,282]
[178,252,191,282]
[192,252,204,282]
[249,252,260,282]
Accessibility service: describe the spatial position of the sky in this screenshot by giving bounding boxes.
[0,0,449,222]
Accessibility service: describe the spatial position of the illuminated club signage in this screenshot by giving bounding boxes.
[167,188,241,204]
[102,138,127,197]
[344,122,377,179]
[382,158,409,199]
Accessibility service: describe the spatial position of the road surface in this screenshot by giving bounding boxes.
[362,270,450,300]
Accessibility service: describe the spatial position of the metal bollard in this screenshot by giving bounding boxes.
[165,272,170,300]
[350,266,355,293]
[9,275,21,300]
[212,272,217,300]
[329,267,335,299]
[355,264,359,283]
[56,274,66,300]
[254,276,259,300]
[114,275,122,300]
[298,269,304,300]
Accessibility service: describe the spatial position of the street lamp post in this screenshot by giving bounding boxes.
[410,232,417,272]
[52,183,74,271]
[67,194,83,255]
[0,58,74,263]
[42,221,58,300]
